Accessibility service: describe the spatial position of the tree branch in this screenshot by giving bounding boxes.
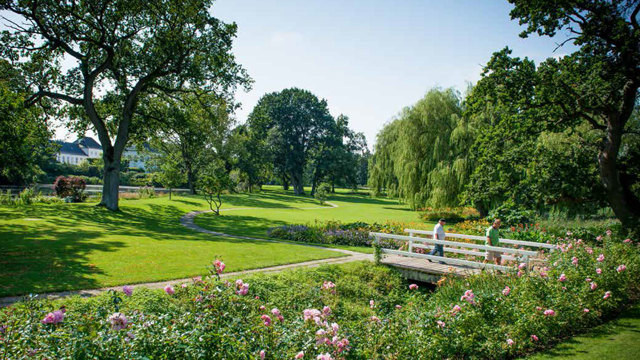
[631,2,640,30]
[25,89,83,107]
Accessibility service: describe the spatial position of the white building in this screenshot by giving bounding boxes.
[54,137,101,165]
[54,137,152,171]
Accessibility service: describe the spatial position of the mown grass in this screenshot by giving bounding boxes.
[526,304,640,360]
[0,192,347,297]
[0,186,423,297]
[194,185,429,242]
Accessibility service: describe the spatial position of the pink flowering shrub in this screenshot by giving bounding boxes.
[0,235,637,359]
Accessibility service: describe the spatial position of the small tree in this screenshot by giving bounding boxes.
[315,183,331,205]
[198,162,231,215]
[157,155,186,200]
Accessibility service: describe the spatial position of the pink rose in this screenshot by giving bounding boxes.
[295,351,304,359]
[543,309,556,317]
[213,259,225,274]
[108,312,128,330]
[259,350,265,360]
[623,238,632,243]
[41,310,65,325]
[164,285,175,295]
[603,291,611,300]
[590,282,598,290]
[597,254,605,262]
[596,268,602,274]
[409,284,418,290]
[506,338,514,346]
[617,264,627,273]
[502,286,511,296]
[583,308,589,313]
[122,285,133,297]
[558,273,567,282]
[531,334,539,341]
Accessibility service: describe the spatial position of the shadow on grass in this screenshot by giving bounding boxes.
[0,221,123,297]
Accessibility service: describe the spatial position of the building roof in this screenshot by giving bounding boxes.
[75,137,102,149]
[54,141,88,156]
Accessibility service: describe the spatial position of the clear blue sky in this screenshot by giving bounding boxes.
[212,0,574,148]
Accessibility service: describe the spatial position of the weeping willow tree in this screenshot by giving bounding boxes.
[368,88,476,209]
[368,118,402,197]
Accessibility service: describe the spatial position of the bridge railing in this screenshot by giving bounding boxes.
[404,229,558,251]
[370,231,543,272]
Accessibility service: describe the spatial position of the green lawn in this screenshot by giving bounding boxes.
[0,187,422,297]
[526,304,640,359]
[194,185,428,241]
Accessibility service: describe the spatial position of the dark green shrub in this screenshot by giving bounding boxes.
[315,182,331,205]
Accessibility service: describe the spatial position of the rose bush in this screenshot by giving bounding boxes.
[0,234,638,359]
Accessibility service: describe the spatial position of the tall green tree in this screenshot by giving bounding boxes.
[141,93,232,195]
[247,88,335,195]
[0,60,55,185]
[507,0,640,230]
[368,118,402,197]
[1,0,250,210]
[368,89,469,209]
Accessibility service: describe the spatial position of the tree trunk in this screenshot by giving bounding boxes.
[311,180,317,196]
[100,152,121,211]
[282,176,289,190]
[169,188,172,200]
[599,117,640,233]
[291,172,304,195]
[186,164,196,195]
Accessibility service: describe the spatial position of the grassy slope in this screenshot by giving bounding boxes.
[195,185,430,243]
[0,193,347,297]
[526,304,640,360]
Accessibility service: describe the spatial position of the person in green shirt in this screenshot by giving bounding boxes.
[485,219,502,265]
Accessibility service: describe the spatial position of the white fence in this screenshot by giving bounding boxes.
[371,228,555,272]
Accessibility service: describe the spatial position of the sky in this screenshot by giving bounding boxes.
[2,1,575,147]
[210,0,573,148]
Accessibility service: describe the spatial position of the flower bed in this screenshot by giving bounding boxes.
[0,235,638,359]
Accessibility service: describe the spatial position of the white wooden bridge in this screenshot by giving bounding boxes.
[371,229,557,283]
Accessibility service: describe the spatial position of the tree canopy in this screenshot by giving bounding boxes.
[1,0,250,210]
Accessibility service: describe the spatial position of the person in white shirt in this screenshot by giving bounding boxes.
[428,218,446,264]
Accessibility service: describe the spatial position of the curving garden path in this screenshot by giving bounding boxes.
[0,202,372,307]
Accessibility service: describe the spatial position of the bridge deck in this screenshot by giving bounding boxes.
[380,254,482,283]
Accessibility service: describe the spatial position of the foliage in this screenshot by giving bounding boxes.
[53,176,87,203]
[419,207,480,222]
[142,92,232,195]
[503,0,640,231]
[199,161,232,215]
[155,152,186,200]
[1,0,251,210]
[315,183,331,205]
[246,88,365,195]
[0,235,638,359]
[0,60,55,186]
[136,186,156,199]
[368,89,472,209]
